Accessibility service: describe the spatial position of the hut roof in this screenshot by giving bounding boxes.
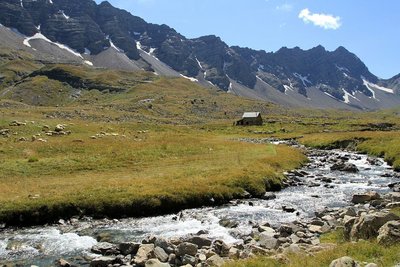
[242,112,260,118]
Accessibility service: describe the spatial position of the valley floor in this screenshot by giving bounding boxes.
[0,101,399,227]
[0,108,307,226]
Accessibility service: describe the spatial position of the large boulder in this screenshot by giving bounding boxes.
[350,212,400,240]
[91,242,116,255]
[134,244,155,266]
[181,254,197,266]
[219,219,238,228]
[331,162,359,173]
[119,242,139,255]
[154,246,169,262]
[90,256,116,267]
[145,259,171,267]
[262,192,277,200]
[212,240,230,257]
[377,220,400,246]
[176,242,198,257]
[258,234,278,250]
[206,255,225,267]
[258,226,276,237]
[351,191,380,204]
[278,223,303,237]
[343,216,357,240]
[154,238,175,254]
[185,236,212,247]
[329,256,359,267]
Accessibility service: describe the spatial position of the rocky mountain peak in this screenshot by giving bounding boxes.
[0,0,399,110]
[98,1,113,7]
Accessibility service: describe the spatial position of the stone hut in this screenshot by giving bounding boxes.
[236,112,263,126]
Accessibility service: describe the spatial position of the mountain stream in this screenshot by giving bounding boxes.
[0,144,398,266]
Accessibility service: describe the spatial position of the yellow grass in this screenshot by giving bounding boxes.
[0,119,306,224]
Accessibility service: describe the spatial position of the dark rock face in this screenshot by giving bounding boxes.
[1,0,397,108]
[232,45,378,99]
[0,0,141,58]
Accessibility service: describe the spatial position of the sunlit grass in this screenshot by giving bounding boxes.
[0,119,306,224]
[225,236,400,267]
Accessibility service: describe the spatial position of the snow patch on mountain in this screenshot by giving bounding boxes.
[283,79,295,95]
[293,73,312,87]
[135,41,143,50]
[324,92,337,100]
[227,82,233,93]
[180,74,198,82]
[335,64,349,72]
[195,57,203,69]
[23,33,83,59]
[149,48,156,55]
[362,79,376,99]
[84,48,91,55]
[342,89,360,104]
[256,75,269,87]
[20,0,23,8]
[60,11,70,20]
[363,79,394,94]
[283,85,295,95]
[206,80,215,87]
[108,39,122,52]
[84,60,93,66]
[136,41,160,61]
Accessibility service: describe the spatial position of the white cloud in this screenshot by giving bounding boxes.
[276,3,293,12]
[298,8,341,30]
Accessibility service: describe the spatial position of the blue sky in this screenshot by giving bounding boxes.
[95,0,399,79]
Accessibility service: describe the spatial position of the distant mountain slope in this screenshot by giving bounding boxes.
[0,0,399,110]
[380,74,400,92]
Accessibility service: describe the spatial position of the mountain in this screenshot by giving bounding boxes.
[0,0,399,110]
[380,74,400,92]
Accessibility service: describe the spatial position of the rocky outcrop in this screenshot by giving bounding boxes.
[329,256,359,267]
[377,220,400,246]
[349,212,399,240]
[29,66,126,92]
